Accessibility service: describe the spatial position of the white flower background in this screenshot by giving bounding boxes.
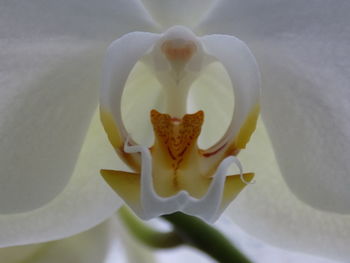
[0,0,349,262]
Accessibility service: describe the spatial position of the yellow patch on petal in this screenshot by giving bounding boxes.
[100,108,140,171]
[234,104,260,149]
[221,173,254,211]
[100,109,124,149]
[101,169,141,212]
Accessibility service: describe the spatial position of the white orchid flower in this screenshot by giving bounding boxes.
[99,24,260,222]
[0,0,350,262]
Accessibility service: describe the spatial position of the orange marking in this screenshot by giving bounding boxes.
[203,143,227,157]
[151,109,203,169]
[161,40,197,61]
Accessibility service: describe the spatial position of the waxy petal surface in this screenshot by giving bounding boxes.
[0,112,123,247]
[0,0,156,40]
[0,0,156,213]
[140,0,218,29]
[0,39,103,213]
[228,120,350,262]
[0,218,121,263]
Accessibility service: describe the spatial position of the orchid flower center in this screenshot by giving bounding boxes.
[99,26,261,222]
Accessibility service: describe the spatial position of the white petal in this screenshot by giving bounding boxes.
[216,218,340,263]
[199,0,350,213]
[117,219,157,263]
[0,0,156,213]
[101,31,161,141]
[0,39,106,213]
[140,0,218,29]
[227,120,350,262]
[0,218,121,263]
[157,248,214,263]
[0,0,156,40]
[197,0,350,39]
[0,111,124,247]
[256,41,350,213]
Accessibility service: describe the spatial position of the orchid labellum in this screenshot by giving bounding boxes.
[100,26,260,222]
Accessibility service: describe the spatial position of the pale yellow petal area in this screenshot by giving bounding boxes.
[0,104,125,247]
[189,61,234,149]
[0,244,43,263]
[121,61,164,147]
[0,218,120,263]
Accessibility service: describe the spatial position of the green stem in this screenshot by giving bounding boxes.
[118,206,183,249]
[162,212,252,263]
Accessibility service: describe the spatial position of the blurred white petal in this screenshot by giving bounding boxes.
[216,217,341,263]
[0,0,156,40]
[198,0,350,213]
[227,120,350,262]
[0,111,124,247]
[140,0,218,29]
[0,218,122,263]
[117,221,157,263]
[197,0,350,40]
[155,217,342,263]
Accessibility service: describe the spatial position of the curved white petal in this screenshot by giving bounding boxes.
[0,0,156,40]
[256,41,350,213]
[199,0,350,213]
[101,31,161,141]
[140,0,218,30]
[0,111,124,247]
[227,120,350,262]
[0,39,108,213]
[0,218,121,263]
[200,34,260,149]
[0,0,157,213]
